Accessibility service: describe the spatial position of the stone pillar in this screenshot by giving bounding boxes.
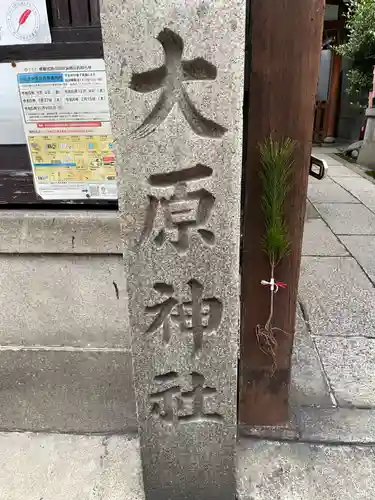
[100,1,245,499]
[358,107,375,169]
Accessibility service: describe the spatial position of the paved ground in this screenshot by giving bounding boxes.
[0,432,374,499]
[292,150,375,434]
[2,149,375,499]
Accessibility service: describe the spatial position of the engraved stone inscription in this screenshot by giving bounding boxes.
[140,164,215,254]
[102,0,243,496]
[145,279,222,354]
[149,371,223,424]
[130,28,228,138]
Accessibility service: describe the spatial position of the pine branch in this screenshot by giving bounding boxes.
[259,137,295,265]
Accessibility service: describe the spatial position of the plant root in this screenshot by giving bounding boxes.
[256,324,290,376]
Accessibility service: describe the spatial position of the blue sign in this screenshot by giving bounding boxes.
[18,73,64,84]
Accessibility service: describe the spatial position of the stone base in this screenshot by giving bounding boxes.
[358,142,375,169]
[323,136,336,144]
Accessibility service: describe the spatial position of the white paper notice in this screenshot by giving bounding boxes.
[0,0,51,46]
[0,63,25,144]
[17,59,118,201]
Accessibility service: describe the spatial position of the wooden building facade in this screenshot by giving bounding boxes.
[314,0,365,143]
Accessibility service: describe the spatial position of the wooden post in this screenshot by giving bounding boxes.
[324,53,342,141]
[240,0,325,426]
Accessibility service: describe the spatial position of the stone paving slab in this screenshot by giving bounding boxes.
[298,407,375,444]
[2,432,375,500]
[333,177,375,211]
[291,309,331,407]
[305,200,321,219]
[303,219,348,256]
[324,159,345,166]
[339,235,375,283]
[308,178,359,204]
[299,257,375,337]
[314,337,375,408]
[0,434,143,500]
[315,203,375,234]
[241,407,375,444]
[238,439,375,500]
[327,165,362,177]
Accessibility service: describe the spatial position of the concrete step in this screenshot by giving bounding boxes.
[0,349,136,433]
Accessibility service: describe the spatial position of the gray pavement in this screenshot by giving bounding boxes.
[289,149,375,442]
[299,150,375,416]
[1,433,375,500]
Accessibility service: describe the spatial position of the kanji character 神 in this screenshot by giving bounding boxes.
[140,164,215,253]
[149,371,223,424]
[130,28,227,138]
[145,279,222,354]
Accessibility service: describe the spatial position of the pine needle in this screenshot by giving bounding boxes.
[259,137,295,265]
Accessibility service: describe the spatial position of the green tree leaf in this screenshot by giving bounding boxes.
[336,0,375,99]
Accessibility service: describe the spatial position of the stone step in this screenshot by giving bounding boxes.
[0,349,136,433]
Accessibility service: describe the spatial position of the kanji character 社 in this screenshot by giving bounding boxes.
[149,371,223,424]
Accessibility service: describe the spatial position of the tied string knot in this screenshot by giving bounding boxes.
[261,278,287,293]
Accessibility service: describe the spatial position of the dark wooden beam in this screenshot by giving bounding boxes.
[70,0,91,27]
[240,0,325,425]
[89,0,102,26]
[50,0,71,27]
[0,40,103,62]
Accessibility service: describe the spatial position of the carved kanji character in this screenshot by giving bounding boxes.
[140,164,215,253]
[145,279,222,353]
[130,28,227,138]
[149,371,223,424]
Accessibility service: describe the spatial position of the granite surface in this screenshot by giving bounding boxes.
[0,434,144,500]
[298,407,375,443]
[0,255,128,347]
[290,307,331,407]
[314,337,375,408]
[0,350,136,432]
[299,257,375,337]
[3,434,375,500]
[315,203,375,234]
[101,1,245,498]
[0,211,121,254]
[339,235,375,282]
[333,177,375,211]
[307,178,359,204]
[238,439,375,500]
[302,218,348,256]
